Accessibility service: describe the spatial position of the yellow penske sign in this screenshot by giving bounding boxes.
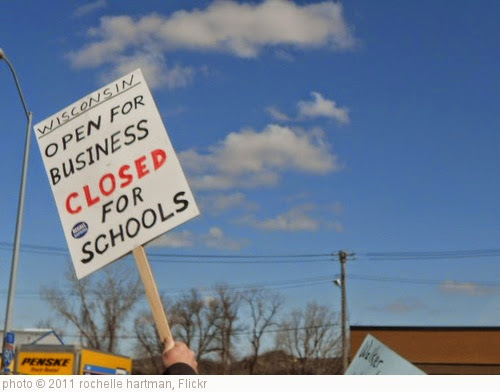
[17,352,75,375]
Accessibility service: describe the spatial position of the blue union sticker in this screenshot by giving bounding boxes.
[71,222,89,239]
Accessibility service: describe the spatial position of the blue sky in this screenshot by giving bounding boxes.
[1,0,500,341]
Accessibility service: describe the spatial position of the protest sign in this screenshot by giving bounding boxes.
[34,69,199,279]
[346,334,426,375]
[34,69,199,342]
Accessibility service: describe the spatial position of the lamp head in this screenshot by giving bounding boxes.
[0,48,5,59]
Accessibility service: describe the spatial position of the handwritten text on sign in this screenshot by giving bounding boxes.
[346,334,425,375]
[34,69,199,279]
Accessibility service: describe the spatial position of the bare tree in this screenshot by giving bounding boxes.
[243,288,283,374]
[133,310,164,374]
[41,263,142,353]
[133,288,223,374]
[170,288,220,361]
[276,302,341,374]
[212,284,242,374]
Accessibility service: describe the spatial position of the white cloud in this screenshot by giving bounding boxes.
[148,227,247,250]
[203,227,247,250]
[297,92,350,123]
[273,49,295,62]
[367,298,428,314]
[266,106,291,122]
[242,205,320,231]
[267,92,350,124]
[73,0,107,18]
[439,280,495,296]
[329,201,344,215]
[238,201,345,232]
[327,221,345,233]
[67,1,355,88]
[180,124,341,190]
[200,192,258,215]
[149,230,193,248]
[100,51,195,90]
[164,106,188,117]
[156,0,355,57]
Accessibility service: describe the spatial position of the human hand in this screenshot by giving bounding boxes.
[163,338,198,372]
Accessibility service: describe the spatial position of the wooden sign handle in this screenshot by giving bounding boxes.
[133,245,174,351]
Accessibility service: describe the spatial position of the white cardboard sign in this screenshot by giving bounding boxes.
[346,334,426,375]
[34,69,199,279]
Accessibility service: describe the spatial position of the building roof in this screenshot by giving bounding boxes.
[351,325,500,331]
[0,329,64,347]
[350,325,500,366]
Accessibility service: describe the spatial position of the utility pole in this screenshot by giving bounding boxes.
[338,250,349,374]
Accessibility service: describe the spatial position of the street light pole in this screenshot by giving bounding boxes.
[0,48,33,371]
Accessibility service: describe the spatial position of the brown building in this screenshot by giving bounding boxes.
[350,326,500,375]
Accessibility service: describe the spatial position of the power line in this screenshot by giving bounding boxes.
[7,273,500,301]
[149,256,332,264]
[366,249,500,256]
[160,276,335,294]
[0,242,68,257]
[0,241,334,263]
[358,248,500,261]
[61,323,342,340]
[150,252,333,259]
[3,240,500,262]
[0,275,337,299]
[348,274,500,287]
